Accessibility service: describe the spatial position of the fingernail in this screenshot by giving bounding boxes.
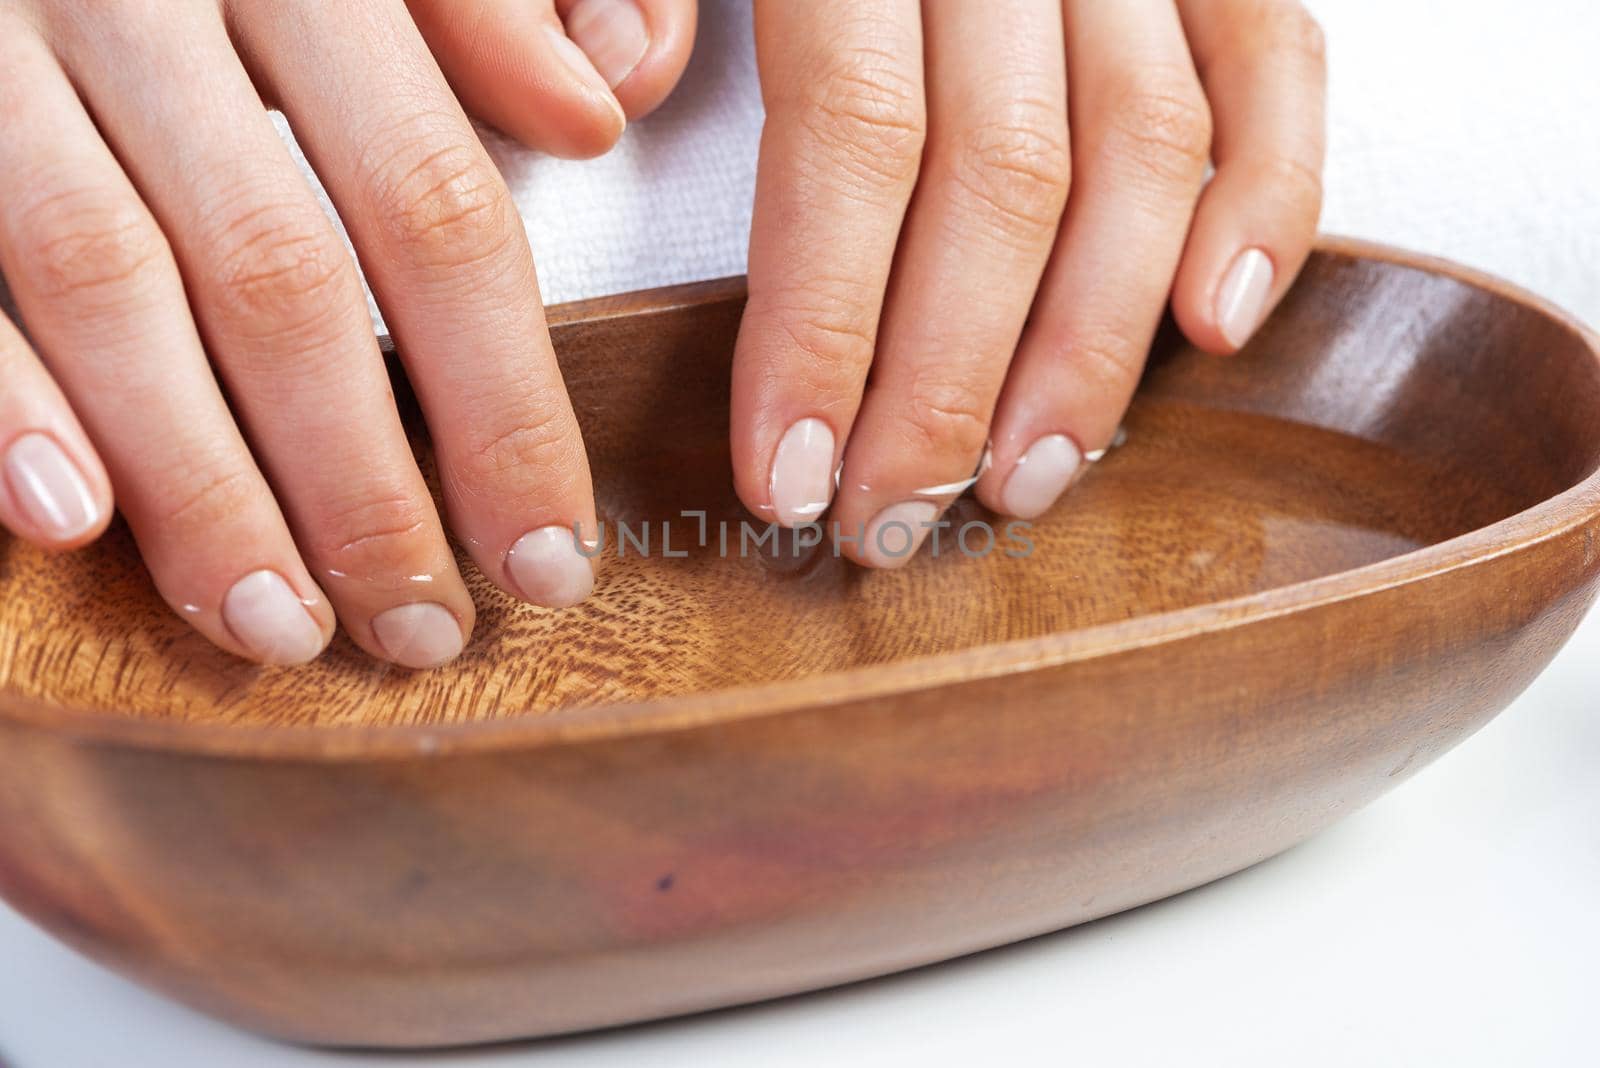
[371,603,464,669]
[544,27,628,130]
[861,501,940,569]
[506,526,596,609]
[2,432,101,541]
[564,0,650,89]
[1000,434,1083,519]
[1216,248,1276,350]
[769,418,837,527]
[222,570,327,666]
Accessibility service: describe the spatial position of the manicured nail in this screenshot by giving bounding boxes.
[1216,248,1276,350]
[1000,434,1082,519]
[2,432,101,541]
[506,526,596,609]
[545,27,627,130]
[564,0,650,89]
[769,418,836,527]
[371,603,464,669]
[222,570,326,666]
[861,501,939,569]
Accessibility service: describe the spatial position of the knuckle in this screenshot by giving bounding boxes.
[902,371,993,458]
[22,190,167,306]
[1271,4,1328,69]
[790,58,928,190]
[1257,152,1325,220]
[1066,326,1146,398]
[757,276,880,388]
[945,107,1072,239]
[1103,72,1214,187]
[154,463,259,538]
[368,138,517,271]
[307,492,436,578]
[456,407,574,491]
[208,208,351,338]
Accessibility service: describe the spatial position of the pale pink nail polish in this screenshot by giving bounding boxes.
[1216,248,1276,350]
[506,526,595,609]
[1000,434,1082,519]
[545,27,628,128]
[371,603,464,669]
[769,418,837,527]
[564,0,650,89]
[2,432,101,541]
[222,571,327,666]
[861,501,939,569]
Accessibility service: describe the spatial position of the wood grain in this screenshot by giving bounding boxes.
[0,240,1597,1047]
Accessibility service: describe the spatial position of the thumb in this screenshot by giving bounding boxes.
[407,0,696,159]
[559,0,698,120]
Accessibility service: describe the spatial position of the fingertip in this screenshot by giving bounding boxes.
[371,601,470,670]
[1,430,114,551]
[1174,238,1281,357]
[505,524,597,610]
[412,0,626,158]
[539,24,630,155]
[977,433,1083,521]
[565,0,698,120]
[766,417,838,529]
[220,569,335,668]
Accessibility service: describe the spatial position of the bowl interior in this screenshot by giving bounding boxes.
[2,248,1597,728]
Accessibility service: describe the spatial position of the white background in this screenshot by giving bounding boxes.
[3,0,1599,1063]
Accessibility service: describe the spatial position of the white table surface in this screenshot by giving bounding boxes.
[4,1,1599,1064]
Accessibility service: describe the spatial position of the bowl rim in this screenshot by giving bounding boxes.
[3,237,1598,760]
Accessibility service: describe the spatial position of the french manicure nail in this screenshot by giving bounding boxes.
[564,0,650,90]
[1216,248,1276,350]
[371,602,464,670]
[222,570,327,666]
[507,526,595,609]
[1000,434,1082,519]
[769,418,837,527]
[861,501,939,569]
[2,432,101,541]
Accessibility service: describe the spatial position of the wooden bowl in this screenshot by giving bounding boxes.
[1,240,1598,1048]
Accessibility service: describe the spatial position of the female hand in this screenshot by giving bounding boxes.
[0,0,694,666]
[730,0,1327,564]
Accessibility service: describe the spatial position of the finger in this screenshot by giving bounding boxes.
[241,0,600,611]
[828,0,1070,566]
[0,26,334,665]
[404,0,684,158]
[0,313,113,549]
[51,6,474,667]
[1171,0,1326,354]
[557,0,698,119]
[732,0,925,528]
[976,0,1212,519]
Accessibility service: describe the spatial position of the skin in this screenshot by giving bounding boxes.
[0,0,694,668]
[0,0,1325,668]
[733,0,1328,564]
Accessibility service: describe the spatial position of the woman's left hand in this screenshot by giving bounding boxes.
[731,0,1327,564]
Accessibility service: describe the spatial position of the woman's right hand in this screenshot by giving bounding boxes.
[0,0,693,668]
